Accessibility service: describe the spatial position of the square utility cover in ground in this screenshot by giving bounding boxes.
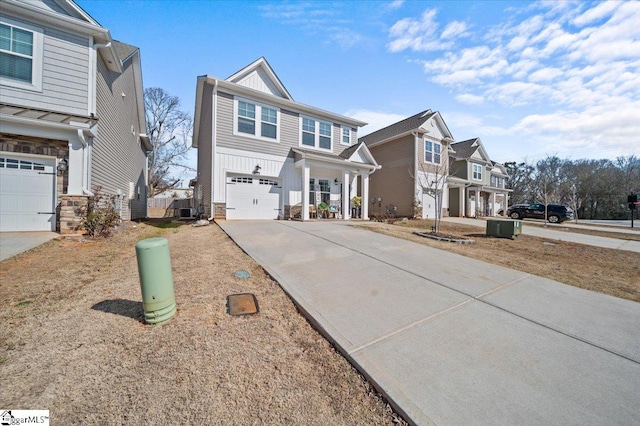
[227,293,259,316]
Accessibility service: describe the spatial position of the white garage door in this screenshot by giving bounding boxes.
[226,175,282,220]
[0,155,56,232]
[422,192,437,219]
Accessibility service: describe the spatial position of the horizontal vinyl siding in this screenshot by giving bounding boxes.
[92,54,147,220]
[197,83,213,215]
[369,135,415,217]
[217,91,295,157]
[0,17,89,116]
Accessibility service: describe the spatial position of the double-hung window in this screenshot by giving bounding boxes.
[341,127,352,146]
[234,97,279,141]
[424,140,442,164]
[472,164,482,181]
[300,116,332,150]
[0,19,43,91]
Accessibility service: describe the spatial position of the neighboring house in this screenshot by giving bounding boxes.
[0,0,150,233]
[153,188,192,199]
[192,57,380,221]
[359,109,454,219]
[448,138,510,217]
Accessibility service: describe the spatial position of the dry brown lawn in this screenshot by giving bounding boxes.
[0,221,402,425]
[357,220,640,303]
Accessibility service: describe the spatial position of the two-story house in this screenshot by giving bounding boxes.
[359,109,454,219]
[448,138,510,217]
[0,0,150,233]
[192,57,380,221]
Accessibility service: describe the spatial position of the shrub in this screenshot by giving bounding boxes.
[80,186,121,237]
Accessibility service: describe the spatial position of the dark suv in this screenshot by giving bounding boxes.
[507,203,574,223]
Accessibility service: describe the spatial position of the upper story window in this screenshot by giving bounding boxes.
[472,163,482,181]
[300,116,332,151]
[424,140,441,164]
[490,175,504,188]
[234,97,280,142]
[0,19,43,91]
[341,127,352,146]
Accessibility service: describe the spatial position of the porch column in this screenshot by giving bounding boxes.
[342,170,350,220]
[460,187,465,218]
[491,192,497,216]
[362,173,370,220]
[302,164,310,221]
[350,174,358,199]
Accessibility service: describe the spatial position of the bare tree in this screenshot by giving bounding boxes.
[145,87,193,196]
[410,155,448,233]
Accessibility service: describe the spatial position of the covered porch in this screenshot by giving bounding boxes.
[292,144,380,221]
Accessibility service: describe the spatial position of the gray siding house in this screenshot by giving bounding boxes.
[193,57,380,221]
[359,110,454,219]
[0,0,150,233]
[448,138,510,217]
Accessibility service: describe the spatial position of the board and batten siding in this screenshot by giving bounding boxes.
[0,15,90,116]
[92,53,147,220]
[368,135,415,217]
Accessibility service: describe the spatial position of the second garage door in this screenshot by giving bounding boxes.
[226,175,281,220]
[0,155,57,232]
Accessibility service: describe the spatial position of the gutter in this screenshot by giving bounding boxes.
[208,79,218,221]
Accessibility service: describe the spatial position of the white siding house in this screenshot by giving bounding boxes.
[0,0,150,233]
[193,57,380,221]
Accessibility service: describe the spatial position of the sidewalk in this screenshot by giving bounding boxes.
[218,220,640,426]
[443,217,640,253]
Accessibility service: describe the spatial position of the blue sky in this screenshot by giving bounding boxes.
[76,0,639,183]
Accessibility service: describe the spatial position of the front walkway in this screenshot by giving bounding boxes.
[218,220,640,426]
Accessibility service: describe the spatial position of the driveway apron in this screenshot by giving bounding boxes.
[218,220,640,426]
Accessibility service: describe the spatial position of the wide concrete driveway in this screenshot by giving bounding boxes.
[219,220,640,425]
[0,232,59,262]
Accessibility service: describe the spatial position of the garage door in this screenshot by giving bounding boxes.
[0,155,56,232]
[422,192,437,219]
[226,175,281,220]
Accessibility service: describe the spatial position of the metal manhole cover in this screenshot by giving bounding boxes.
[227,293,259,316]
[235,270,250,279]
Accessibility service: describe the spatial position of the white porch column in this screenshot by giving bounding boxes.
[460,187,465,218]
[342,170,350,220]
[491,192,497,216]
[362,173,369,220]
[350,174,358,199]
[302,164,310,221]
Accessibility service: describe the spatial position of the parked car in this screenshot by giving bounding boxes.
[507,203,574,223]
[500,204,528,215]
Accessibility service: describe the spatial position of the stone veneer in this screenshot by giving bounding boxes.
[214,203,227,219]
[59,195,88,234]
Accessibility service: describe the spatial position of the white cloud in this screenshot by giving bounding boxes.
[441,21,468,39]
[388,0,405,10]
[345,110,408,137]
[387,2,640,160]
[455,93,484,105]
[387,9,445,52]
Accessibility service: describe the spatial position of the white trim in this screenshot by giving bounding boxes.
[88,36,97,115]
[0,16,44,92]
[232,96,281,143]
[299,115,333,152]
[340,126,352,146]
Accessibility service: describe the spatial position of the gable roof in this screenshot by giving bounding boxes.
[450,137,492,164]
[358,109,454,147]
[226,57,293,101]
[292,143,380,171]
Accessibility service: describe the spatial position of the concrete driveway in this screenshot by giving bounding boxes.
[219,220,640,426]
[0,232,59,262]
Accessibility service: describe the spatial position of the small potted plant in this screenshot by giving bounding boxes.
[351,196,362,218]
[317,202,329,218]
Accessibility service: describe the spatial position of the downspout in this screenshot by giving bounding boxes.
[208,79,218,221]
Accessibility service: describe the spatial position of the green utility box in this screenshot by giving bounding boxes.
[486,219,522,239]
[135,237,177,324]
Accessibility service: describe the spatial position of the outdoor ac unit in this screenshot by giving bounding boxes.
[179,208,195,218]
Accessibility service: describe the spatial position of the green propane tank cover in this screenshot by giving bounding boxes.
[135,237,177,324]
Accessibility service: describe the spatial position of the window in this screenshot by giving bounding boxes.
[424,140,441,164]
[0,157,45,170]
[234,98,279,141]
[237,101,255,134]
[341,127,352,146]
[472,164,482,181]
[0,19,42,91]
[300,117,333,150]
[231,177,253,184]
[309,178,330,204]
[490,175,504,188]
